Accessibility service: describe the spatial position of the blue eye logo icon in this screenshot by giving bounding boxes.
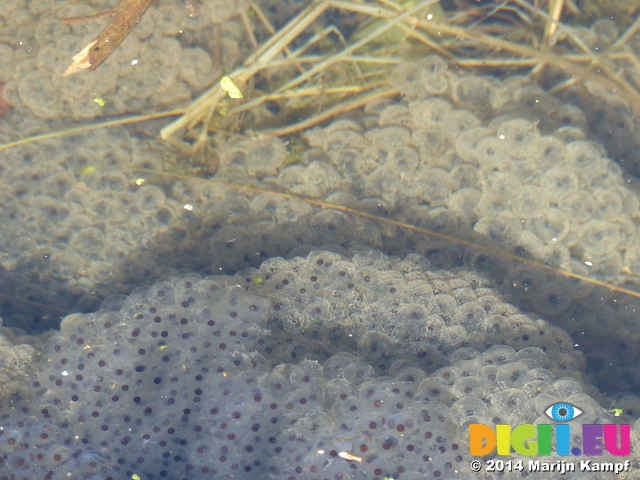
[545,402,583,422]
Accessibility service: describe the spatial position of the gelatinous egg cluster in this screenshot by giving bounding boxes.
[0,250,613,480]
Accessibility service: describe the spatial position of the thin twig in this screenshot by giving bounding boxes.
[62,0,156,77]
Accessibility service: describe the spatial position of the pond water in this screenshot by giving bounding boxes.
[1,0,640,478]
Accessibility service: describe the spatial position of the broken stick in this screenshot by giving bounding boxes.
[62,0,156,77]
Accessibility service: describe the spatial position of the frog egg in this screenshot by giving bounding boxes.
[423,70,450,95]
[615,395,640,419]
[593,188,624,218]
[482,171,524,198]
[477,192,510,217]
[478,345,517,366]
[617,217,637,248]
[589,159,623,189]
[323,127,366,153]
[391,364,427,386]
[342,361,376,386]
[592,18,619,44]
[579,219,621,255]
[535,136,566,169]
[323,352,359,380]
[473,211,522,246]
[491,388,531,415]
[532,281,572,315]
[513,185,549,219]
[179,47,214,89]
[451,376,486,399]
[452,76,495,111]
[416,377,456,405]
[550,128,584,148]
[409,97,453,131]
[565,140,603,170]
[420,54,449,75]
[586,251,623,281]
[559,190,596,224]
[528,208,570,244]
[391,62,430,98]
[496,119,541,158]
[509,265,547,301]
[415,168,452,204]
[440,109,481,143]
[455,127,492,163]
[19,71,64,118]
[447,188,481,222]
[496,361,530,389]
[449,164,480,190]
[367,127,411,154]
[450,396,488,423]
[378,104,411,128]
[413,127,449,160]
[542,167,579,198]
[420,55,450,94]
[133,185,166,213]
[614,185,640,218]
[536,243,570,268]
[554,104,588,132]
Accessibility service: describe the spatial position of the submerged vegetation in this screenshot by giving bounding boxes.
[159,0,640,150]
[57,0,640,146]
[4,0,640,313]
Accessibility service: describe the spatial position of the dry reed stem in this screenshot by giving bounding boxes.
[162,0,640,148]
[160,0,441,145]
